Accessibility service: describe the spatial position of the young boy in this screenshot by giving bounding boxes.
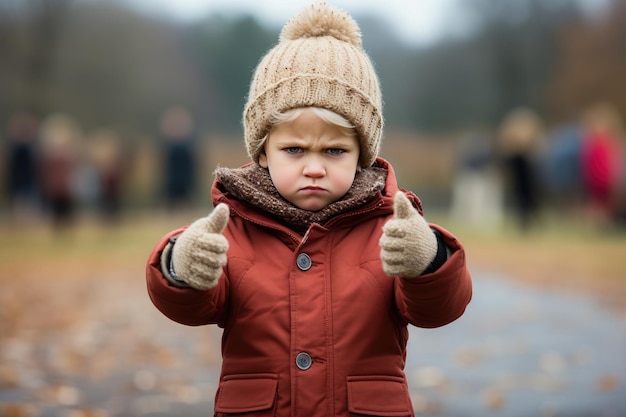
[146,3,472,416]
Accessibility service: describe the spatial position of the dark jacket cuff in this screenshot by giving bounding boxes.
[422,229,448,274]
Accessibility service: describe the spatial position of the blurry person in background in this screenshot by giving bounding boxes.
[160,106,197,212]
[580,102,625,229]
[4,112,40,222]
[497,107,545,232]
[450,130,503,229]
[38,114,81,231]
[88,129,124,223]
[541,122,584,218]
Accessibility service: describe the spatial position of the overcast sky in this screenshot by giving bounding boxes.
[118,0,610,47]
[119,0,468,46]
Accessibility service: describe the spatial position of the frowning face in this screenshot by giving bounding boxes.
[259,109,360,211]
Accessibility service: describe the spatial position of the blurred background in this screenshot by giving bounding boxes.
[0,0,625,416]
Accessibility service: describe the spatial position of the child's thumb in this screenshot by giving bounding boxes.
[205,203,230,234]
[393,192,415,220]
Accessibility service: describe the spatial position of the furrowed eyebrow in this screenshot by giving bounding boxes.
[271,135,357,149]
[275,140,307,148]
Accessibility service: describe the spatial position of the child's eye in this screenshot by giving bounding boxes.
[284,147,303,154]
[326,148,345,155]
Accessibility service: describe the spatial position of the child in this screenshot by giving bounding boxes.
[146,3,472,416]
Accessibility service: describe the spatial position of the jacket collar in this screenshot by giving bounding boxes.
[212,158,403,233]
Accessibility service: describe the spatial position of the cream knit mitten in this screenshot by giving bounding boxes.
[170,204,230,290]
[380,192,438,278]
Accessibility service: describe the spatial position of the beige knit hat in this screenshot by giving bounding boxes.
[243,2,383,168]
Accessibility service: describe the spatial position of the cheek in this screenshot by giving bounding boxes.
[268,165,298,191]
[330,169,357,193]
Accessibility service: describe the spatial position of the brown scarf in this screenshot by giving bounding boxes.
[214,164,387,232]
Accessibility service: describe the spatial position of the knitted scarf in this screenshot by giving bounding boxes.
[214,164,388,232]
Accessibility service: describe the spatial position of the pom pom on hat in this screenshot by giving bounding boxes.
[280,2,362,46]
[243,2,383,168]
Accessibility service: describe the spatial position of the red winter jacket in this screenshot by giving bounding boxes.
[146,158,472,417]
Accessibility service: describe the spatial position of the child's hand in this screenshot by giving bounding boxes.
[171,204,230,290]
[379,192,438,278]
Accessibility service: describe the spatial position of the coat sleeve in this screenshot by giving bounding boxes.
[145,229,229,327]
[394,224,472,328]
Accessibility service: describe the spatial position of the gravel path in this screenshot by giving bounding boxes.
[405,272,626,417]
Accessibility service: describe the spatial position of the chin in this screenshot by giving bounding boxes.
[294,200,329,212]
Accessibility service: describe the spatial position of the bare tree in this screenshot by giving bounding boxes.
[0,0,72,117]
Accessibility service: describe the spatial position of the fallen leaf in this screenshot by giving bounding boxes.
[596,374,619,392]
[0,403,39,417]
[482,386,506,410]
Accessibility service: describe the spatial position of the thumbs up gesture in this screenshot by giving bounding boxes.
[171,203,230,290]
[379,192,438,278]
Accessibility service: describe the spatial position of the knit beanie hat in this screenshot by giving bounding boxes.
[243,2,383,168]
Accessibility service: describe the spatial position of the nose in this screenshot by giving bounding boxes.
[302,155,325,178]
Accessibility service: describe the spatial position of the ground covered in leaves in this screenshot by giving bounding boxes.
[0,213,624,416]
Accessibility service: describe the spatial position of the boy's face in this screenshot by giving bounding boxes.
[259,109,360,211]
